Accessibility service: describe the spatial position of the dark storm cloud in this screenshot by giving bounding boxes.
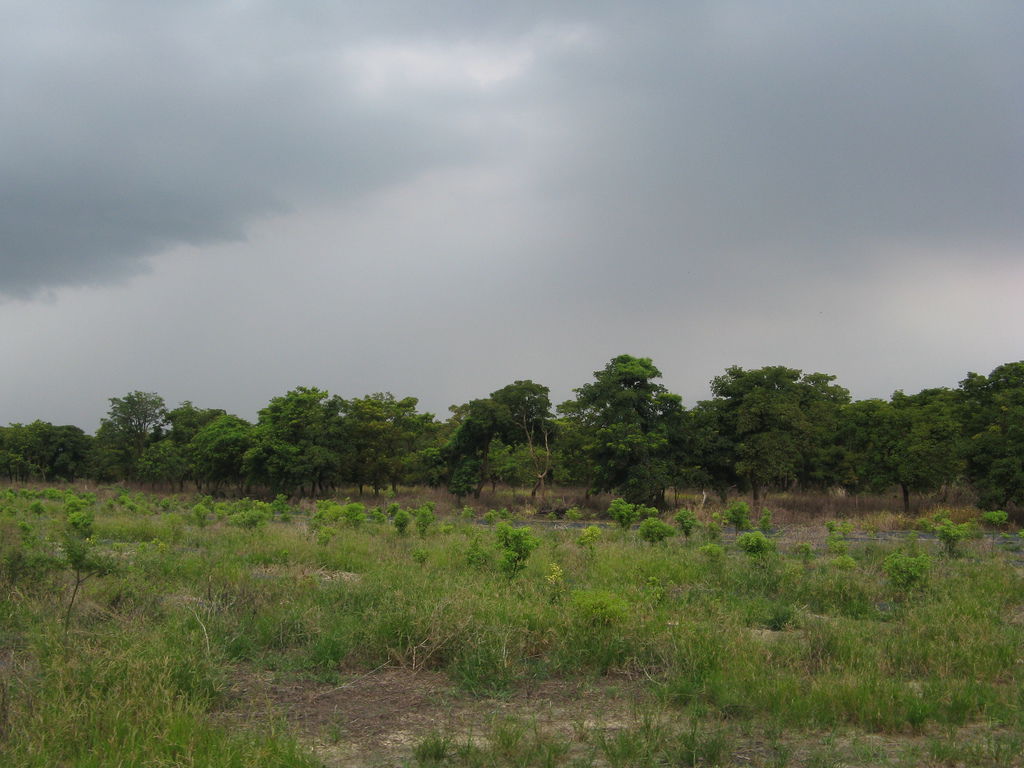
[2,1,1021,297]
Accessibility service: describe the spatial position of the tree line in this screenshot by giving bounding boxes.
[1,356,1021,511]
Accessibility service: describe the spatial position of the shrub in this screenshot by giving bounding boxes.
[883,550,931,592]
[981,510,1009,528]
[638,516,675,545]
[699,543,724,560]
[340,502,367,528]
[227,505,271,530]
[758,508,773,532]
[571,589,629,626]
[495,523,539,577]
[465,535,492,569]
[830,555,857,570]
[724,501,751,531]
[736,531,775,557]
[793,541,814,563]
[608,498,645,529]
[66,507,94,539]
[935,518,973,557]
[576,525,601,554]
[414,504,435,537]
[674,508,698,538]
[393,508,411,535]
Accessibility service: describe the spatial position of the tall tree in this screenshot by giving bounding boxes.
[559,355,684,505]
[708,366,849,503]
[959,361,1024,509]
[94,391,167,480]
[339,393,432,494]
[243,387,342,497]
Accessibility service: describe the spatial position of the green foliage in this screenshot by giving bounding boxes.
[495,522,539,577]
[794,541,815,563]
[724,500,752,530]
[934,517,973,557]
[227,504,271,530]
[638,516,675,545]
[698,542,724,560]
[411,547,428,565]
[758,508,773,532]
[883,550,932,592]
[608,497,655,530]
[673,508,698,538]
[576,525,601,553]
[414,503,435,536]
[66,505,95,539]
[464,535,492,569]
[831,554,857,570]
[392,508,411,535]
[570,588,629,626]
[980,509,1009,527]
[736,530,775,557]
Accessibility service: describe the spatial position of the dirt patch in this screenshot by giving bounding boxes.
[222,666,651,766]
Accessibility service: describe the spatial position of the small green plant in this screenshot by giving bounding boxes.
[674,508,698,538]
[980,509,1009,528]
[793,541,814,563]
[316,525,338,546]
[724,501,752,530]
[571,588,629,626]
[482,509,498,525]
[608,498,647,530]
[340,502,366,528]
[227,505,271,530]
[393,508,411,535]
[61,534,117,633]
[411,547,428,565]
[830,554,857,570]
[827,536,849,556]
[758,508,773,532]
[736,530,775,557]
[564,506,583,522]
[825,520,855,537]
[638,516,675,545]
[883,550,931,592]
[576,525,601,554]
[465,535,491,569]
[414,504,435,536]
[66,506,94,539]
[545,562,566,602]
[495,522,539,577]
[699,542,724,560]
[934,517,972,557]
[413,732,451,766]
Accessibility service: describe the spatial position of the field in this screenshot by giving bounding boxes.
[2,487,1023,767]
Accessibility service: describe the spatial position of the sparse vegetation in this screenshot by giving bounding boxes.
[1,485,1023,766]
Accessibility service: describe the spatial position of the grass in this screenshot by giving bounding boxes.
[1,485,1023,765]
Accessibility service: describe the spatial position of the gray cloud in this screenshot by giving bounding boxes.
[1,1,1022,429]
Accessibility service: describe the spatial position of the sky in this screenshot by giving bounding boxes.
[2,1,1022,432]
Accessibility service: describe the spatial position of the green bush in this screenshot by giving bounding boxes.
[638,516,675,545]
[980,509,1009,528]
[674,508,698,538]
[724,501,752,530]
[576,525,601,554]
[414,504,435,537]
[608,498,649,530]
[883,550,931,592]
[736,531,775,557]
[495,523,539,577]
[935,518,973,557]
[571,589,629,626]
[393,508,411,535]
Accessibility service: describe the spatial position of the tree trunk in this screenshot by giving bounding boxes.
[901,484,910,516]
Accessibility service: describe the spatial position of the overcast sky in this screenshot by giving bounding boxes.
[2,1,1022,431]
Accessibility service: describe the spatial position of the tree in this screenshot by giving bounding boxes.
[708,366,849,503]
[243,387,342,497]
[189,414,253,493]
[558,355,684,505]
[889,388,963,514]
[339,393,431,494]
[94,392,167,480]
[490,380,556,498]
[959,362,1024,509]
